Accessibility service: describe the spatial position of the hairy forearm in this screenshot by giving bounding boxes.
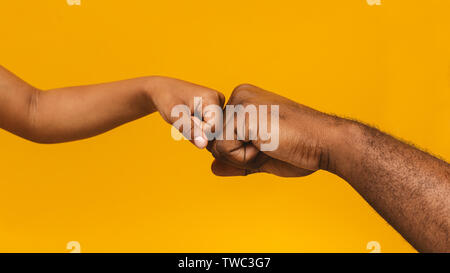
[204,83,449,251]
[0,66,156,143]
[325,119,450,252]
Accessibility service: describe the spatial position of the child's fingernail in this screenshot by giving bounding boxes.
[192,116,202,126]
[194,136,207,149]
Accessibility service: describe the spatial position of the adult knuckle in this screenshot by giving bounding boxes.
[229,83,258,103]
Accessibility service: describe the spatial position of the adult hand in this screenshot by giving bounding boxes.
[208,83,343,177]
[208,83,450,253]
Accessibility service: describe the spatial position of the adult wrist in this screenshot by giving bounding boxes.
[320,116,364,176]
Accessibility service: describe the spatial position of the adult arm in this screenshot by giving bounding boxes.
[209,84,450,252]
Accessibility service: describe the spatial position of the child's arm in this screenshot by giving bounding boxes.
[0,66,224,147]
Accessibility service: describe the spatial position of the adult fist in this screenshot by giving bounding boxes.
[208,84,342,177]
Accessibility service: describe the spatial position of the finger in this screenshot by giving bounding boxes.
[190,92,225,118]
[194,93,225,140]
[218,140,259,162]
[208,109,261,168]
[260,159,315,177]
[211,156,315,177]
[202,106,223,140]
[211,159,248,176]
[217,92,226,108]
[185,116,208,149]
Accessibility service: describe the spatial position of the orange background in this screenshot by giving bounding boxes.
[0,0,449,252]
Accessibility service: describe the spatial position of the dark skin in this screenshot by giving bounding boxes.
[208,84,450,253]
[1,66,448,252]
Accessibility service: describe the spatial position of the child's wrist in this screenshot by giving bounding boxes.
[143,76,166,113]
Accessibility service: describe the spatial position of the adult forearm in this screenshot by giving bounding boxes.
[205,83,449,251]
[325,119,450,252]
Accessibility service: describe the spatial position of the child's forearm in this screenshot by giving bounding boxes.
[0,65,156,143]
[0,66,225,146]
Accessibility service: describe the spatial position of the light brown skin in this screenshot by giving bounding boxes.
[0,65,224,146]
[208,84,450,253]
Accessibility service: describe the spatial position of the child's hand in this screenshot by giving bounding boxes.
[146,76,225,149]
